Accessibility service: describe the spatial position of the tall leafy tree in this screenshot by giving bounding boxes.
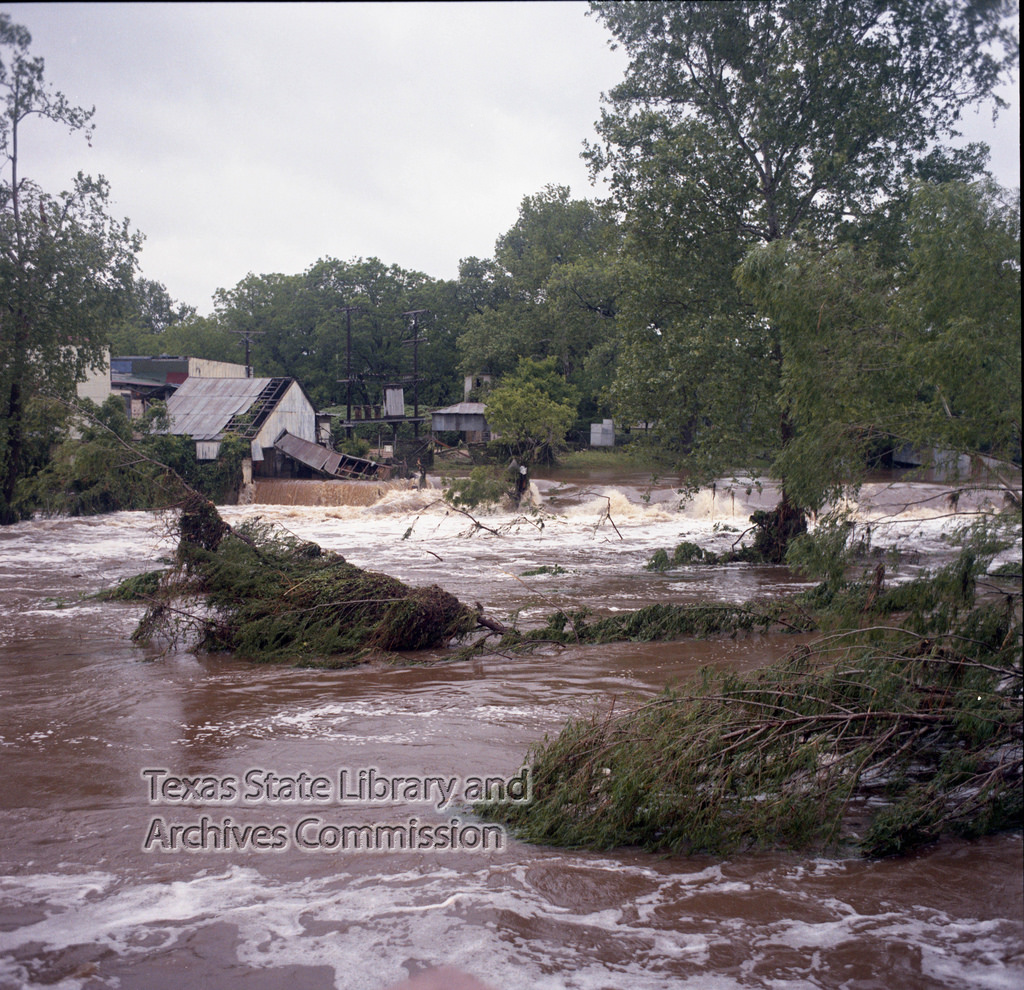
[213,270,317,386]
[105,276,217,360]
[302,257,436,408]
[736,180,1020,509]
[109,276,195,338]
[1,15,140,523]
[589,0,1015,240]
[484,356,581,463]
[588,0,1018,507]
[457,185,621,417]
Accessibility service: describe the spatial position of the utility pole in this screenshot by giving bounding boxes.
[402,310,428,438]
[336,306,361,437]
[230,329,265,378]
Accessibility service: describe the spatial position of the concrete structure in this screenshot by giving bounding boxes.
[463,374,493,400]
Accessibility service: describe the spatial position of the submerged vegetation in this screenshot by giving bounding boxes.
[479,525,1022,857]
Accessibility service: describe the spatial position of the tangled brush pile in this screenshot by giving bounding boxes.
[128,496,482,665]
[480,545,1022,857]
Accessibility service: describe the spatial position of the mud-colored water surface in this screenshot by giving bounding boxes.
[0,473,1020,989]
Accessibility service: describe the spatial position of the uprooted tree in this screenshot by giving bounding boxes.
[120,494,506,665]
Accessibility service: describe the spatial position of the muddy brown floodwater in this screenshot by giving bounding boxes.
[0,472,1020,989]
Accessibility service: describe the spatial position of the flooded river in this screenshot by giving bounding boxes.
[0,472,1020,989]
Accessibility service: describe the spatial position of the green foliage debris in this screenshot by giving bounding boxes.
[129,496,483,664]
[481,531,1023,857]
[481,611,1021,856]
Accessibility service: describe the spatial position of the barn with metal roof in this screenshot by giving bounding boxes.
[164,377,317,472]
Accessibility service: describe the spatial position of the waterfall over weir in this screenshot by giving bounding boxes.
[249,478,413,506]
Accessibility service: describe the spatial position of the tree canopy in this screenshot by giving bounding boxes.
[587,0,1019,511]
[209,258,462,410]
[737,179,1021,509]
[587,0,1017,240]
[456,185,621,420]
[484,356,581,462]
[1,14,140,523]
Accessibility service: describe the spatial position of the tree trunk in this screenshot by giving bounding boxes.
[1,380,25,525]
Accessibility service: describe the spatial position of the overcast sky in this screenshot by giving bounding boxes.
[5,2,1020,315]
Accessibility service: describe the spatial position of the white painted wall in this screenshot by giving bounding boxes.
[187,358,250,378]
[76,348,112,406]
[254,381,317,450]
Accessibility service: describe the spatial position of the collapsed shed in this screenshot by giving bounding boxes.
[163,377,315,477]
[273,430,386,480]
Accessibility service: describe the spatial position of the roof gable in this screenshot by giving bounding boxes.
[164,377,286,441]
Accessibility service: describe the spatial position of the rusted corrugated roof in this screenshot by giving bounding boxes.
[165,377,271,441]
[274,430,381,479]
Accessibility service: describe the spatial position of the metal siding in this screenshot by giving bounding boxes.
[165,378,272,440]
[383,387,405,417]
[431,402,491,434]
[432,402,487,416]
[590,419,615,447]
[273,430,380,478]
[432,411,489,432]
[274,431,333,472]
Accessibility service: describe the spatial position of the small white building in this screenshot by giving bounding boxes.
[590,419,615,447]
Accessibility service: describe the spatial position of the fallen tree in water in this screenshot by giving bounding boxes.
[108,497,1021,857]
[479,542,1022,857]
[120,495,499,665]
